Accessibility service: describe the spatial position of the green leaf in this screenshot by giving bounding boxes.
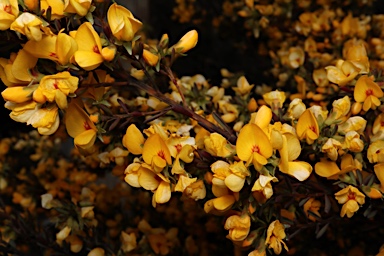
[316,223,329,239]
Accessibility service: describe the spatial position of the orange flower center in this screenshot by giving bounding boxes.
[4,5,12,14]
[347,192,356,201]
[175,144,182,153]
[93,45,100,54]
[49,52,58,58]
[84,121,91,130]
[157,150,166,159]
[53,80,59,89]
[366,89,373,96]
[309,125,317,133]
[251,145,260,153]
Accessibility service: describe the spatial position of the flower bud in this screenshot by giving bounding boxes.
[142,49,159,67]
[173,30,198,53]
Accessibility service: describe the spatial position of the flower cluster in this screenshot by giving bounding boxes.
[1,0,384,255]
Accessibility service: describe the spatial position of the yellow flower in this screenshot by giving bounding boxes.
[0,0,19,30]
[265,220,288,255]
[337,116,366,135]
[27,106,60,135]
[343,131,364,152]
[312,68,329,87]
[303,198,321,222]
[321,138,342,161]
[334,185,365,218]
[10,13,46,41]
[4,49,38,83]
[172,30,198,54]
[40,0,64,19]
[224,213,251,242]
[374,163,384,193]
[331,95,351,121]
[107,3,142,42]
[65,101,98,153]
[122,124,145,155]
[262,90,286,110]
[204,133,234,158]
[204,194,236,215]
[184,180,206,200]
[287,46,305,69]
[296,109,319,145]
[4,100,38,123]
[250,105,272,135]
[120,231,136,253]
[142,49,159,67]
[23,32,78,65]
[287,98,306,120]
[37,71,78,109]
[236,123,273,171]
[232,76,254,96]
[174,175,197,193]
[325,60,359,86]
[64,0,91,16]
[251,174,278,203]
[368,140,384,164]
[142,134,172,173]
[354,75,383,112]
[344,40,369,74]
[73,22,110,71]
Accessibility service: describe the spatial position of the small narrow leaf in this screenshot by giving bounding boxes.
[316,223,329,239]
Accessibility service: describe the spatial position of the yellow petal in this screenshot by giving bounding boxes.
[11,49,38,82]
[225,174,245,192]
[213,195,236,211]
[285,161,312,181]
[122,124,145,155]
[73,51,103,71]
[315,160,340,178]
[254,105,272,130]
[65,102,96,138]
[155,181,171,204]
[142,134,172,167]
[138,167,159,190]
[74,129,96,149]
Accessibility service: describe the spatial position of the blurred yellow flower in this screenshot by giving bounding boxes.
[325,60,359,86]
[303,198,321,222]
[107,3,142,41]
[232,76,254,96]
[334,185,365,218]
[142,49,159,67]
[296,109,319,145]
[224,213,251,242]
[354,75,383,111]
[236,123,273,171]
[287,98,306,120]
[265,220,288,255]
[27,106,60,135]
[0,0,19,30]
[262,90,286,110]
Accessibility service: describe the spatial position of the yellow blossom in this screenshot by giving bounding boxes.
[262,90,286,110]
[374,163,384,193]
[107,3,142,41]
[265,220,288,255]
[1,85,37,104]
[204,194,236,214]
[10,12,47,41]
[142,134,172,173]
[143,49,159,67]
[337,116,366,135]
[5,100,38,123]
[331,95,351,121]
[65,101,98,153]
[232,76,254,96]
[23,32,78,65]
[321,138,342,161]
[4,49,38,83]
[204,133,234,158]
[288,46,305,69]
[325,60,359,86]
[27,106,60,135]
[56,226,71,241]
[224,213,251,242]
[252,174,278,203]
[120,231,136,253]
[296,109,319,145]
[312,68,329,87]
[174,175,197,193]
[0,0,19,30]
[37,72,79,109]
[303,198,321,222]
[334,185,365,218]
[343,131,364,152]
[368,140,384,164]
[73,22,112,71]
[172,30,198,54]
[64,0,91,16]
[354,75,383,111]
[184,180,206,200]
[287,98,306,120]
[236,123,273,171]
[344,40,369,74]
[122,124,145,155]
